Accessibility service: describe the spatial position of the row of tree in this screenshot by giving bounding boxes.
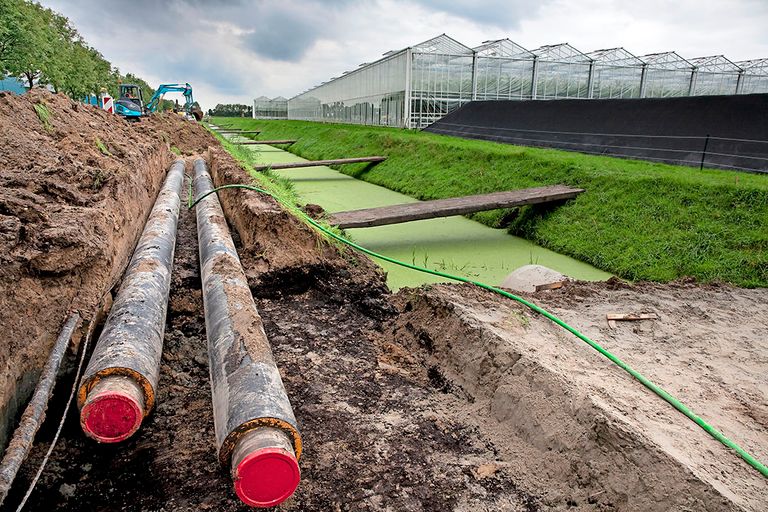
[0,0,155,100]
[207,104,252,117]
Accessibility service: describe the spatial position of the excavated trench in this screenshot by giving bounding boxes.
[8,151,544,511]
[2,98,765,510]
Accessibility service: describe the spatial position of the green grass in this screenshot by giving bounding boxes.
[33,102,53,133]
[211,117,768,287]
[95,137,111,156]
[203,125,347,244]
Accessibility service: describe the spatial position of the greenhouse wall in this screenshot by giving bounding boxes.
[284,34,768,129]
[473,57,534,101]
[288,51,408,127]
[253,96,288,119]
[737,59,768,95]
[409,37,475,128]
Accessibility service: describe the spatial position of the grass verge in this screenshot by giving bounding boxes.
[204,125,347,245]
[211,117,768,287]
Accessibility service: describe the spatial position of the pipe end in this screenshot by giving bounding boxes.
[234,447,300,508]
[80,390,143,443]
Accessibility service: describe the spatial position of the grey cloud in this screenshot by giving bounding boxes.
[410,0,551,29]
[240,9,321,61]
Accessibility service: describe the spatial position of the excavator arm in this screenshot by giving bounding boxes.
[146,83,202,120]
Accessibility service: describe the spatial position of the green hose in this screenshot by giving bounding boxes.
[190,183,768,480]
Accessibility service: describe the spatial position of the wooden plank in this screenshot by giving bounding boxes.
[534,281,565,292]
[253,156,386,172]
[607,313,659,329]
[329,185,584,228]
[606,313,659,321]
[234,140,297,145]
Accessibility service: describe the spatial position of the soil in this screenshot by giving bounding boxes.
[1,100,766,511]
[0,89,169,451]
[392,280,768,511]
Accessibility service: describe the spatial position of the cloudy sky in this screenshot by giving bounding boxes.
[41,0,768,108]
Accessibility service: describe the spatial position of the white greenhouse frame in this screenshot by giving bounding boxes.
[282,34,768,129]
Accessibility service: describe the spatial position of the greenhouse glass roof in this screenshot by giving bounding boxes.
[689,55,742,72]
[588,47,644,66]
[532,43,592,63]
[640,52,694,70]
[473,39,534,59]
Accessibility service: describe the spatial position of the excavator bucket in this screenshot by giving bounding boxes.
[191,105,204,122]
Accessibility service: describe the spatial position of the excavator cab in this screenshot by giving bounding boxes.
[116,84,144,119]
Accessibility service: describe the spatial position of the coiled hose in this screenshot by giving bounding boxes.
[190,183,768,480]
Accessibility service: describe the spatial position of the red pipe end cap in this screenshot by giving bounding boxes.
[234,447,300,508]
[80,391,143,443]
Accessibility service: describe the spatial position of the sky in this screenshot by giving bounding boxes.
[40,0,768,108]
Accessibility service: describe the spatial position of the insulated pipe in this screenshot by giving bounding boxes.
[77,159,185,443]
[0,313,80,505]
[193,158,301,508]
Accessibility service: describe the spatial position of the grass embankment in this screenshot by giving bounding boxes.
[211,117,768,287]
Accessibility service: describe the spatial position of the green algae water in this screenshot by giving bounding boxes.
[242,142,611,290]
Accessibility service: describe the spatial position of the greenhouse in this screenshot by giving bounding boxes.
[637,52,695,97]
[473,39,535,101]
[409,35,476,129]
[689,56,742,96]
[531,43,593,100]
[588,48,644,99]
[252,96,288,119]
[283,33,768,129]
[737,59,768,94]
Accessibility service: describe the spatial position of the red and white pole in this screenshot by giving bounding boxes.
[101,92,114,114]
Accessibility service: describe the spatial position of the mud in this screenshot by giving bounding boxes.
[1,104,765,510]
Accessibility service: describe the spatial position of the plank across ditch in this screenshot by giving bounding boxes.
[329,185,584,228]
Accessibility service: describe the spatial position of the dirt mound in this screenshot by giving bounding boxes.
[208,147,391,313]
[393,281,768,510]
[0,90,216,451]
[135,111,218,155]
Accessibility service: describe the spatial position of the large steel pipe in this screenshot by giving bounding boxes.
[77,160,185,443]
[193,158,301,508]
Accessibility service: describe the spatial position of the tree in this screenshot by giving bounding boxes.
[0,0,24,76]
[0,0,165,108]
[2,0,51,88]
[209,103,252,117]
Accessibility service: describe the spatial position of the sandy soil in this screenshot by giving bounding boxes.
[393,280,768,510]
[1,103,765,511]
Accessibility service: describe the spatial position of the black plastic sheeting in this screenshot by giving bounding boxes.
[424,94,768,173]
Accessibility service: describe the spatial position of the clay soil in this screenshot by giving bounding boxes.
[1,101,766,511]
[0,88,222,451]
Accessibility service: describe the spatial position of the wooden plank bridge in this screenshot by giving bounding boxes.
[233,140,297,145]
[329,185,584,228]
[253,156,386,172]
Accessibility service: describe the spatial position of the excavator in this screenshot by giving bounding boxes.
[114,82,204,121]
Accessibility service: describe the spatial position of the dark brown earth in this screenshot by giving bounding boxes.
[0,89,172,451]
[1,98,765,511]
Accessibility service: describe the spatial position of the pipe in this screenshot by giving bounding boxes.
[0,313,80,505]
[77,159,185,443]
[192,158,301,508]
